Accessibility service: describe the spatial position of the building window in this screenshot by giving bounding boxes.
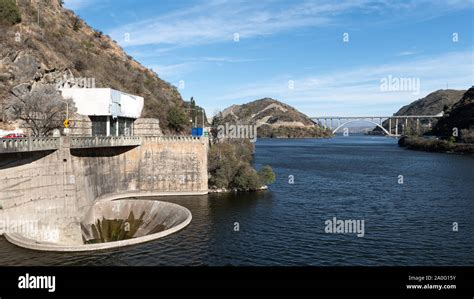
[119,117,134,136]
[90,116,107,136]
[110,117,117,136]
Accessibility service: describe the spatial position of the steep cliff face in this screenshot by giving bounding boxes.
[371,89,465,135]
[218,98,331,138]
[0,0,187,133]
[431,87,474,142]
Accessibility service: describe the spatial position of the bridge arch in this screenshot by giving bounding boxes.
[331,119,391,136]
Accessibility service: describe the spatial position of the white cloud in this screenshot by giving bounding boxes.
[150,56,263,79]
[108,0,471,48]
[108,0,369,47]
[206,51,473,116]
[151,62,201,79]
[397,51,420,56]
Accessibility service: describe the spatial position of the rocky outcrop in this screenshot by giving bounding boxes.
[0,0,187,133]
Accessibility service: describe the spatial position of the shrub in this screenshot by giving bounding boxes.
[72,15,82,31]
[74,59,86,71]
[232,164,262,190]
[208,140,275,191]
[258,165,276,185]
[100,40,111,49]
[94,31,103,38]
[0,0,21,26]
[167,105,188,132]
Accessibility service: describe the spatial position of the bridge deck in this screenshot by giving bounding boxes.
[310,115,443,119]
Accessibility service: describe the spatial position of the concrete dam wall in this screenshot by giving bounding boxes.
[0,136,208,244]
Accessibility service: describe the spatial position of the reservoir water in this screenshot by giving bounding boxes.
[0,135,473,265]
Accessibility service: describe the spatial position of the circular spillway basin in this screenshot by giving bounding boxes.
[4,200,192,252]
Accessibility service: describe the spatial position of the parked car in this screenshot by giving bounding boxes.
[1,133,27,139]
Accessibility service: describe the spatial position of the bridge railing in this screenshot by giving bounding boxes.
[69,136,142,149]
[142,135,203,143]
[0,135,205,153]
[0,137,60,154]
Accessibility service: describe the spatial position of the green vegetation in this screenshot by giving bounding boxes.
[167,105,189,132]
[258,124,332,138]
[258,165,276,185]
[398,136,474,154]
[208,139,276,191]
[0,0,21,26]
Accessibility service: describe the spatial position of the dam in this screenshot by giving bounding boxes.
[0,135,208,251]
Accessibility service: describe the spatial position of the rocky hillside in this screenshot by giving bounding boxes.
[431,87,474,143]
[0,0,188,133]
[371,89,465,135]
[216,98,331,138]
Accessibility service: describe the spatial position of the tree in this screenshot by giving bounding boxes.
[208,139,276,191]
[258,165,276,185]
[232,164,262,190]
[8,85,76,136]
[0,0,21,26]
[167,105,188,133]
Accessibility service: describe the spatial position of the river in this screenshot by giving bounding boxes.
[0,135,473,266]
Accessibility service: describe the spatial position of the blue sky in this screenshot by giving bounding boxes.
[64,0,473,117]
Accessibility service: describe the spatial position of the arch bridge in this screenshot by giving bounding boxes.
[310,114,444,137]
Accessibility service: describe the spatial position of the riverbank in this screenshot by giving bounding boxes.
[398,136,474,154]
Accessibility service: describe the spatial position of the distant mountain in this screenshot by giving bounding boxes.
[371,89,466,135]
[217,98,331,138]
[431,87,474,143]
[0,0,188,133]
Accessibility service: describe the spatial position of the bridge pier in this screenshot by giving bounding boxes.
[395,119,399,136]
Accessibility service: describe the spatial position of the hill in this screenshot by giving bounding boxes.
[0,0,189,133]
[431,86,474,142]
[215,98,331,138]
[371,89,465,135]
